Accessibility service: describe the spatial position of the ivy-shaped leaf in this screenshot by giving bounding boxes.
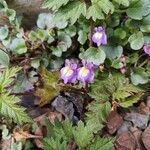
[79,47,106,65]
[128,31,144,50]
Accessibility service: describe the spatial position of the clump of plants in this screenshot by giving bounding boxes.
[0,0,150,149]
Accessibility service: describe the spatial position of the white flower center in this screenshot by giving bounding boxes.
[94,32,103,39]
[79,67,89,77]
[63,66,73,77]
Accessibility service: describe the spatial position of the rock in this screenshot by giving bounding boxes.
[115,132,136,150]
[51,95,74,120]
[138,102,150,115]
[130,127,144,150]
[107,111,123,134]
[142,127,150,150]
[125,113,149,129]
[117,121,132,135]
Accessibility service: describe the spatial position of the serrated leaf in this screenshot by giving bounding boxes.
[86,102,111,133]
[0,93,32,124]
[114,0,129,7]
[128,31,144,50]
[43,137,67,150]
[79,47,106,65]
[0,49,9,66]
[89,137,114,150]
[120,94,143,108]
[73,121,93,148]
[0,67,21,91]
[55,1,86,25]
[42,0,70,10]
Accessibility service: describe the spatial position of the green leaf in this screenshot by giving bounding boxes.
[28,31,38,42]
[0,93,32,124]
[0,26,9,40]
[0,67,21,91]
[0,0,8,10]
[64,25,76,37]
[86,4,104,21]
[55,1,86,25]
[37,13,55,29]
[37,29,48,41]
[43,137,67,150]
[111,59,124,69]
[86,102,111,133]
[79,47,106,65]
[0,49,9,66]
[73,121,93,148]
[126,0,150,20]
[89,137,114,150]
[10,38,27,54]
[120,94,143,108]
[78,30,88,45]
[58,33,72,48]
[101,45,123,59]
[131,73,148,85]
[5,8,16,21]
[52,47,63,57]
[114,0,129,6]
[98,0,114,14]
[128,31,144,50]
[114,28,126,39]
[42,0,70,10]
[140,14,150,32]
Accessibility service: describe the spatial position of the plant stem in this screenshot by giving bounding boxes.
[139,57,150,67]
[89,18,94,47]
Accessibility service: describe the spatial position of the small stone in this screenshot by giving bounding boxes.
[125,113,149,129]
[138,102,150,115]
[115,132,136,150]
[142,127,150,150]
[130,127,143,150]
[107,111,123,134]
[117,121,132,135]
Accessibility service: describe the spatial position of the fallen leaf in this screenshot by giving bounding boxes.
[107,111,123,134]
[34,127,44,149]
[13,128,42,141]
[35,86,60,106]
[34,66,60,106]
[115,132,136,150]
[142,127,150,150]
[0,137,12,150]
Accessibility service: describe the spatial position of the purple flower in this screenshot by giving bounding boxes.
[143,44,150,56]
[92,26,107,46]
[77,60,94,83]
[60,59,77,84]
